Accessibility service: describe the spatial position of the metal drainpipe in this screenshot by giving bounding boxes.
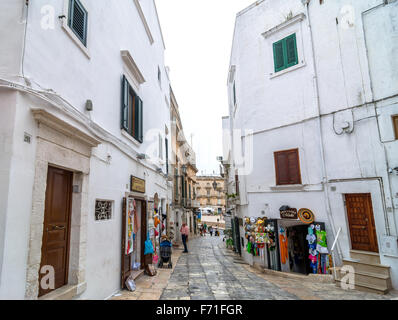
[361,2,394,236]
[304,0,343,260]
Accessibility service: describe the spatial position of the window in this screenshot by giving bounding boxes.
[174,168,178,198]
[165,138,169,174]
[121,76,143,142]
[95,200,113,221]
[159,134,163,159]
[273,33,298,73]
[68,0,88,46]
[233,81,237,106]
[158,67,161,87]
[393,115,398,140]
[235,174,239,195]
[274,148,302,185]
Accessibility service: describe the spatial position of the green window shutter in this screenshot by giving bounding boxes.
[137,97,143,142]
[273,40,285,72]
[134,95,140,140]
[233,82,236,105]
[285,34,298,67]
[68,0,88,46]
[273,33,298,72]
[121,75,129,131]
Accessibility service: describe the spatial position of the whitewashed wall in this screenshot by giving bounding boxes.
[225,0,398,288]
[0,0,172,299]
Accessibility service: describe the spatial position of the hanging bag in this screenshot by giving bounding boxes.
[144,231,154,255]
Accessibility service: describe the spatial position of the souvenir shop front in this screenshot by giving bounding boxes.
[121,177,169,288]
[243,207,332,276]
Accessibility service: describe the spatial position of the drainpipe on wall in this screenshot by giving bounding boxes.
[361,2,395,237]
[302,0,343,261]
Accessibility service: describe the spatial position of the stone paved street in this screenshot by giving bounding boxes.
[160,235,398,300]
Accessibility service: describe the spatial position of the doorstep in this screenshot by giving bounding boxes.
[38,282,87,300]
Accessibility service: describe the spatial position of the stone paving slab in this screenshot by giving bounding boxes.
[160,235,398,300]
[111,244,185,300]
[113,235,398,300]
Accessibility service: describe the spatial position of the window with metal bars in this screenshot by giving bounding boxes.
[68,0,88,46]
[273,33,298,73]
[95,200,113,221]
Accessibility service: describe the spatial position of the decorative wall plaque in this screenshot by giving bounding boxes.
[131,175,145,193]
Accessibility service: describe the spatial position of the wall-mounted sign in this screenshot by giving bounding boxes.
[298,208,315,224]
[280,208,298,219]
[131,175,145,193]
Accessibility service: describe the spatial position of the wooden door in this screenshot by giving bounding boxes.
[121,197,131,288]
[39,166,73,297]
[140,200,147,267]
[121,198,147,288]
[345,193,379,253]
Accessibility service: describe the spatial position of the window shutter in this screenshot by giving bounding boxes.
[275,152,289,185]
[286,34,298,66]
[138,97,143,142]
[68,0,87,46]
[233,82,237,105]
[134,96,143,142]
[121,76,129,131]
[287,150,301,184]
[393,115,398,140]
[165,138,169,175]
[175,168,178,198]
[273,40,285,72]
[275,149,301,185]
[235,174,239,195]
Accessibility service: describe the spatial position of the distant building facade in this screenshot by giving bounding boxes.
[196,176,226,215]
[169,89,199,243]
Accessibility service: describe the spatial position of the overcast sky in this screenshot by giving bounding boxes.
[155,0,255,175]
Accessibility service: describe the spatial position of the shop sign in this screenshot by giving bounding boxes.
[280,208,298,219]
[131,175,145,193]
[298,208,315,224]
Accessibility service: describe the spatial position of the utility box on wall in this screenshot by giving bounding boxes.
[380,235,398,257]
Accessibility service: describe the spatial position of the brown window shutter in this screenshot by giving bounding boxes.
[235,174,239,195]
[393,115,398,140]
[274,149,301,185]
[275,152,288,185]
[287,150,301,184]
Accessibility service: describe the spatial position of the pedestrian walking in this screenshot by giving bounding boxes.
[180,223,189,253]
[209,226,213,237]
[204,223,207,235]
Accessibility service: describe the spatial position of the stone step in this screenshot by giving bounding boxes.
[350,250,381,264]
[342,258,391,277]
[334,267,392,291]
[334,278,390,295]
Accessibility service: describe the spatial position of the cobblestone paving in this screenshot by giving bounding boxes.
[160,235,398,300]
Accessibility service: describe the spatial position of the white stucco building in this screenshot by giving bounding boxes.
[223,0,398,293]
[0,0,173,299]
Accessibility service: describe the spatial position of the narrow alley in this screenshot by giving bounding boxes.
[114,236,398,301]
